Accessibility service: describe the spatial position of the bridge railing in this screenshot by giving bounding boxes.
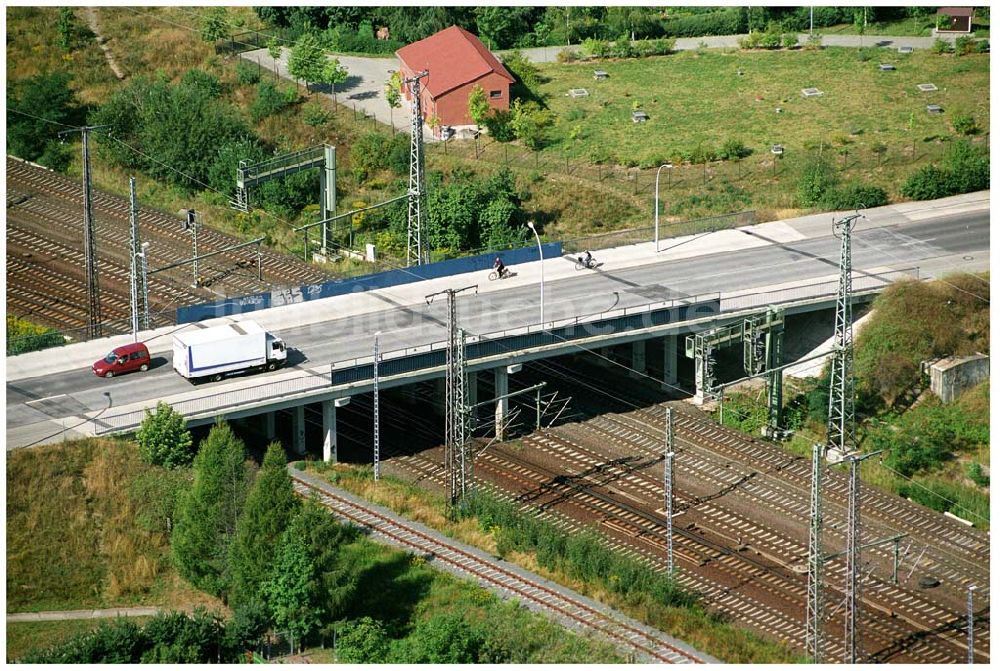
[721,267,918,312]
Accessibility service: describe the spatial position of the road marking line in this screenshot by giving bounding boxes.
[26,393,68,405]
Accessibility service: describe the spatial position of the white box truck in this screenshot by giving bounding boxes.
[173,320,287,382]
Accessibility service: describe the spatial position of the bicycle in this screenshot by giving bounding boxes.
[574,255,598,270]
[488,267,512,281]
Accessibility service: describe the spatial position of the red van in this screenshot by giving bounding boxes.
[92,342,151,378]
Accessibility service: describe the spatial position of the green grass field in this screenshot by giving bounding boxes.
[538,47,988,167]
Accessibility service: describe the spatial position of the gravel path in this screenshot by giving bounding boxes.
[7,607,160,622]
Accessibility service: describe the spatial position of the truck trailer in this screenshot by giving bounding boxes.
[172,320,287,382]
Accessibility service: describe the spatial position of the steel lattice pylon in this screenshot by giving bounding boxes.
[373,332,381,480]
[664,407,675,576]
[845,455,862,663]
[806,442,825,662]
[128,177,141,338]
[428,285,476,506]
[406,70,429,267]
[826,213,863,458]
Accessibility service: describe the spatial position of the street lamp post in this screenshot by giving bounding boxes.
[527,221,543,325]
[654,163,672,252]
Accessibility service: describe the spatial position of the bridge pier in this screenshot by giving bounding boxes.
[662,334,678,390]
[264,411,276,440]
[293,405,306,455]
[494,366,508,441]
[630,339,647,378]
[693,353,706,405]
[322,399,337,463]
[467,372,478,425]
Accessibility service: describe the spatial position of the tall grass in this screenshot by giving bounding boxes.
[6,439,211,612]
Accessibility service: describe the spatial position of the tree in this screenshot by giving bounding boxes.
[288,32,326,91]
[228,442,300,610]
[171,422,253,596]
[467,84,490,132]
[201,7,230,43]
[266,36,282,61]
[263,508,325,651]
[7,72,83,170]
[320,57,349,103]
[136,401,194,469]
[384,71,402,127]
[508,99,551,150]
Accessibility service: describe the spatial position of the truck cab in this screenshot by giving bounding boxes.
[266,334,288,369]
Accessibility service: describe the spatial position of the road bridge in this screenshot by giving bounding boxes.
[7,192,989,456]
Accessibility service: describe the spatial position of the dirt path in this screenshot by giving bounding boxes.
[7,606,159,622]
[82,7,126,80]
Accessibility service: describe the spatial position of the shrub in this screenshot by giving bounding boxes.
[302,100,331,126]
[974,39,989,53]
[6,315,64,355]
[136,401,194,469]
[900,164,950,200]
[782,33,799,49]
[954,35,976,55]
[931,38,952,54]
[950,112,977,136]
[825,182,888,210]
[660,7,743,38]
[556,47,580,63]
[235,60,261,86]
[250,80,296,122]
[582,37,611,59]
[7,71,85,170]
[795,158,838,207]
[720,139,752,161]
[967,462,989,488]
[804,33,823,50]
[509,99,552,150]
[760,31,782,49]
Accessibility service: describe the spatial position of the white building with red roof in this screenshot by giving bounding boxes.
[396,25,514,135]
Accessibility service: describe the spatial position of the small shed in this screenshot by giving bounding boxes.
[936,8,974,33]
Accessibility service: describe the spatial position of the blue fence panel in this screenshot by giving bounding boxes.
[177,242,562,324]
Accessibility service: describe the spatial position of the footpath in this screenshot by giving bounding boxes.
[7,607,160,622]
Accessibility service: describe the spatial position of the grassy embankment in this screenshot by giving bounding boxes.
[719,273,990,528]
[302,461,805,664]
[6,438,628,663]
[11,7,988,257]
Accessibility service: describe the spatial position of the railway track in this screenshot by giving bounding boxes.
[6,157,332,335]
[289,470,711,664]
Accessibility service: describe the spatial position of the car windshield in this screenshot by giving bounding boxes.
[104,352,118,364]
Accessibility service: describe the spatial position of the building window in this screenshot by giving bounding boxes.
[490,90,502,99]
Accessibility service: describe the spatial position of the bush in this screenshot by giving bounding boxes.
[582,37,611,59]
[660,7,743,38]
[250,80,296,122]
[6,315,64,355]
[900,139,988,200]
[136,401,194,469]
[782,33,799,49]
[931,38,952,54]
[302,100,331,126]
[900,164,950,200]
[349,132,408,182]
[954,35,976,55]
[556,47,580,63]
[719,139,752,161]
[950,112,977,136]
[181,69,222,98]
[509,99,552,150]
[235,60,261,85]
[967,462,989,488]
[502,50,545,101]
[825,182,888,210]
[759,31,782,49]
[7,72,85,170]
[796,158,838,207]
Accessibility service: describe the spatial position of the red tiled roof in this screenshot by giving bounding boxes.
[937,7,975,17]
[396,25,514,98]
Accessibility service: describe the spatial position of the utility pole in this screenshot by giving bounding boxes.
[128,177,141,341]
[967,585,977,664]
[840,449,881,664]
[58,124,109,339]
[373,331,381,481]
[426,285,477,506]
[139,242,150,329]
[406,70,430,267]
[806,442,825,662]
[827,212,863,460]
[664,407,675,576]
[184,209,199,287]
